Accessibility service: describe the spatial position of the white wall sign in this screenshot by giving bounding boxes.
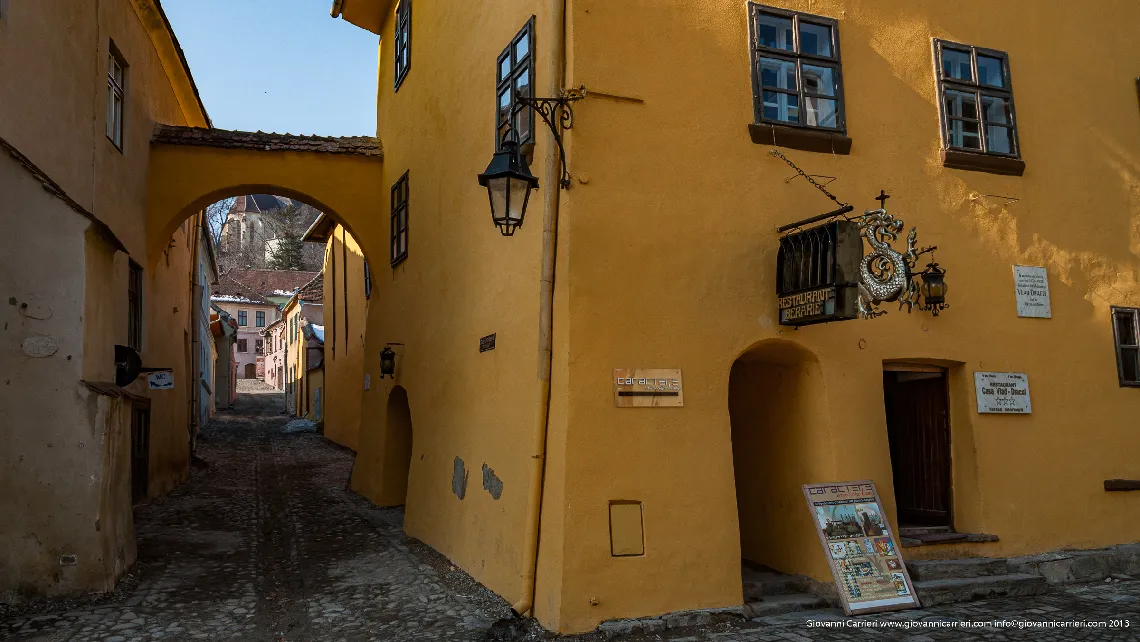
[364,374,371,390]
[974,372,1031,414]
[148,372,174,390]
[1013,265,1051,319]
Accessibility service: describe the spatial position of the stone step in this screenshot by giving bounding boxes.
[743,593,829,619]
[906,557,1010,581]
[742,573,810,599]
[914,573,1048,606]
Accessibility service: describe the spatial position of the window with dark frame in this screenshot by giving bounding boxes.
[933,40,1019,158]
[238,310,247,326]
[748,4,845,133]
[256,310,265,327]
[496,18,534,149]
[1113,307,1140,387]
[238,339,247,353]
[255,339,264,354]
[128,260,142,351]
[394,0,411,90]
[390,171,409,267]
[107,43,126,150]
[364,259,372,299]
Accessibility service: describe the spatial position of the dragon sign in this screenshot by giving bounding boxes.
[855,197,938,319]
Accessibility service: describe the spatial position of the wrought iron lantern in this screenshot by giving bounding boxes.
[919,258,949,316]
[379,345,397,378]
[477,135,539,236]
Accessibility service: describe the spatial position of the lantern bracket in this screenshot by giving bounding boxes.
[513,86,587,189]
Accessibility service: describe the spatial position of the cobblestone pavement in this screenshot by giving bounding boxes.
[3,380,1139,641]
[0,380,513,641]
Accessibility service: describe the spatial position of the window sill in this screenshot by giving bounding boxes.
[941,149,1024,176]
[748,123,851,155]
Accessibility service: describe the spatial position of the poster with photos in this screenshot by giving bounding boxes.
[802,481,920,615]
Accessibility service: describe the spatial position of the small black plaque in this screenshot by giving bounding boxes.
[479,333,496,353]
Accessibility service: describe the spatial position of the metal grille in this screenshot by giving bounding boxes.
[777,222,837,294]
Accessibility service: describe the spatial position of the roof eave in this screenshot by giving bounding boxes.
[330,0,393,35]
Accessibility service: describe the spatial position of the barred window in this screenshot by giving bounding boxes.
[390,171,409,266]
[394,0,411,90]
[255,339,264,354]
[237,339,247,353]
[1113,307,1140,387]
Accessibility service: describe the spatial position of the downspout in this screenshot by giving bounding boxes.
[189,212,201,447]
[513,0,567,617]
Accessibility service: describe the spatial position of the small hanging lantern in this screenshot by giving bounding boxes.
[919,258,949,316]
[477,135,540,236]
[379,345,397,378]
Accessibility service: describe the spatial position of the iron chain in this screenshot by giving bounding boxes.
[768,147,849,208]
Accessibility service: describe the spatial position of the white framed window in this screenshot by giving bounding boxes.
[106,43,126,149]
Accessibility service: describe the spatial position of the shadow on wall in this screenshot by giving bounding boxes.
[729,339,834,581]
[378,386,414,510]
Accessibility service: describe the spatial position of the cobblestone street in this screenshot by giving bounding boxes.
[2,381,1139,641]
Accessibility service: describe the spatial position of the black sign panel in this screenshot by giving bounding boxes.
[776,221,861,326]
[479,333,497,352]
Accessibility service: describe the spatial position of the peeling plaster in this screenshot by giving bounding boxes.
[481,464,503,500]
[451,456,468,500]
[21,335,59,357]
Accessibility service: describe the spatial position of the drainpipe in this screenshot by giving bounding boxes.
[512,0,567,617]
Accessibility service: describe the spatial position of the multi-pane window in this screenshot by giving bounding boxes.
[238,310,248,326]
[255,339,264,354]
[256,311,265,327]
[1113,307,1140,387]
[934,40,1018,157]
[128,261,142,351]
[394,0,411,90]
[237,339,248,353]
[496,18,534,148]
[364,259,372,299]
[748,4,845,132]
[107,44,126,149]
[390,171,409,267]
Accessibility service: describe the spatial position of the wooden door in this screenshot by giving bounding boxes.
[883,371,952,527]
[131,405,151,504]
[244,363,256,379]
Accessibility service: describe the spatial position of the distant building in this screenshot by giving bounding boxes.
[282,272,324,416]
[219,194,291,258]
[210,275,280,380]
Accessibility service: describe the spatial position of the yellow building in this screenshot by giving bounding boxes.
[329,0,1140,633]
[1,0,210,600]
[303,215,371,450]
[282,273,325,418]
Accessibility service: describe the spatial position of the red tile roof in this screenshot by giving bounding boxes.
[211,274,273,305]
[152,125,382,157]
[224,269,320,299]
[296,271,324,304]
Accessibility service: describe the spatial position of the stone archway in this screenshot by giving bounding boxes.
[146,126,385,267]
[729,339,835,580]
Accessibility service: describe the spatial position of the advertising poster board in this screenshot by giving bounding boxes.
[802,481,920,615]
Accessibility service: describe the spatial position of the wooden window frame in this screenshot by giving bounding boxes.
[128,260,143,351]
[394,0,411,91]
[747,3,849,153]
[237,338,248,353]
[238,310,247,326]
[255,310,265,327]
[390,171,409,267]
[107,42,126,151]
[255,339,264,354]
[496,17,536,151]
[1112,306,1140,388]
[933,39,1024,175]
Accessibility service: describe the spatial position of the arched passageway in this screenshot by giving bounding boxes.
[729,339,834,580]
[380,386,414,508]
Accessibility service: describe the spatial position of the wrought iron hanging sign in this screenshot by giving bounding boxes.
[772,150,949,326]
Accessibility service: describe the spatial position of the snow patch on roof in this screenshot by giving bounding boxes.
[211,294,258,304]
[310,324,324,342]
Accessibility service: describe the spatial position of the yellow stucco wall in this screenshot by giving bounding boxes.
[347,0,565,616]
[528,0,1140,632]
[321,225,369,450]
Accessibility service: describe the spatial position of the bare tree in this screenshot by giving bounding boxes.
[210,196,325,273]
[205,197,237,249]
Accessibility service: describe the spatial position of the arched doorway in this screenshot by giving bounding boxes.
[729,339,834,582]
[381,386,414,507]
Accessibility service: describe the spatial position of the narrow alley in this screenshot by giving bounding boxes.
[0,382,513,642]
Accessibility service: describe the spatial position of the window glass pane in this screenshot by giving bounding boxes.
[801,64,836,96]
[1122,347,1140,383]
[106,89,115,138]
[981,95,1011,125]
[515,32,529,62]
[757,13,793,51]
[1118,312,1138,345]
[799,22,832,57]
[762,91,799,123]
[985,125,1013,154]
[514,69,531,137]
[948,119,981,149]
[804,97,838,128]
[944,90,977,119]
[499,56,511,82]
[942,47,972,81]
[759,57,796,90]
[498,89,511,126]
[977,55,1004,87]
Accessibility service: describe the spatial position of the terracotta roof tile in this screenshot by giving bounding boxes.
[152,125,382,157]
[211,274,273,305]
[296,271,324,304]
[225,269,320,299]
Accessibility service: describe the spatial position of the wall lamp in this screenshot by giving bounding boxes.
[478,86,587,236]
[379,342,403,379]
